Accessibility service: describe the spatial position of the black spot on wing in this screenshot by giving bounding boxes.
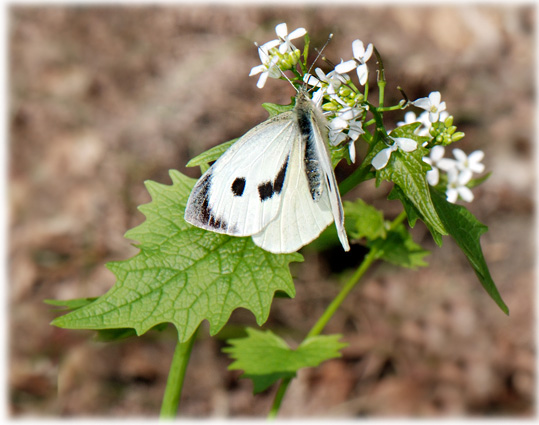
[258,181,274,201]
[258,155,290,202]
[274,156,289,194]
[195,173,229,231]
[231,177,246,197]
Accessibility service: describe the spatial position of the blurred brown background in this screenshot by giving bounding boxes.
[8,4,535,418]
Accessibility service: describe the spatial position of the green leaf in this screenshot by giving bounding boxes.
[377,145,447,236]
[51,170,302,342]
[344,199,387,241]
[388,185,444,246]
[186,139,237,173]
[430,187,509,314]
[369,224,430,269]
[262,102,293,117]
[223,328,348,393]
[44,297,97,310]
[390,122,430,145]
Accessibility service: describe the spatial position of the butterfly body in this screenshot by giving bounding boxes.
[185,90,350,254]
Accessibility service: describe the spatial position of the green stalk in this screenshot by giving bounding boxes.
[267,210,408,418]
[267,376,292,419]
[160,327,199,419]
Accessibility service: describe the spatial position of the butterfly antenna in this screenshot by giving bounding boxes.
[254,42,299,93]
[307,33,333,76]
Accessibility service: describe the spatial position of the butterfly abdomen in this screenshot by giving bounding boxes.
[296,95,326,201]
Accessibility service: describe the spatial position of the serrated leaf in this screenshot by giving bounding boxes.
[369,223,429,269]
[430,187,509,314]
[186,139,237,173]
[378,146,447,236]
[344,199,387,241]
[223,328,348,393]
[51,170,302,342]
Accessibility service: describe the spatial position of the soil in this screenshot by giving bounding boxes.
[8,5,535,418]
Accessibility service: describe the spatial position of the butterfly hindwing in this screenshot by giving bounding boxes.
[185,112,297,237]
[251,123,334,253]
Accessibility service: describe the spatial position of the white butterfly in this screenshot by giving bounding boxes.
[184,89,350,254]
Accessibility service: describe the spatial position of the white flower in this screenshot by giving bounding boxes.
[422,145,444,186]
[453,148,485,174]
[334,39,374,85]
[328,107,364,163]
[372,137,418,170]
[249,40,281,88]
[446,168,474,203]
[412,91,447,123]
[275,23,307,54]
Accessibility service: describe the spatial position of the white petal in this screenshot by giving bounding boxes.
[422,157,433,166]
[429,111,440,123]
[394,137,418,152]
[275,23,288,38]
[249,64,265,76]
[469,150,485,162]
[256,72,269,88]
[452,148,467,163]
[351,39,365,59]
[335,60,357,74]
[413,97,431,110]
[288,27,307,40]
[437,158,457,171]
[429,91,441,106]
[426,168,440,186]
[458,186,474,203]
[438,101,447,112]
[458,169,473,185]
[349,141,356,163]
[363,43,374,61]
[357,64,369,85]
[430,145,445,162]
[446,188,458,203]
[372,147,393,170]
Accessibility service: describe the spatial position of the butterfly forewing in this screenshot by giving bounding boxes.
[185,113,297,237]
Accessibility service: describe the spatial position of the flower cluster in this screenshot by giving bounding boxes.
[423,146,485,203]
[249,22,486,204]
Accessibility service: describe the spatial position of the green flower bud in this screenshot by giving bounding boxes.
[451,131,465,142]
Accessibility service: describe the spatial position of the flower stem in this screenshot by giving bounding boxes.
[160,327,198,419]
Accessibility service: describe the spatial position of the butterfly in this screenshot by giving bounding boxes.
[184,88,350,254]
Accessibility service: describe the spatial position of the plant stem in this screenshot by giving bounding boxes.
[267,376,292,420]
[160,327,198,419]
[307,248,378,338]
[267,210,408,418]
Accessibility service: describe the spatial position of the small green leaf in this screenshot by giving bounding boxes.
[224,328,348,393]
[430,187,509,314]
[369,224,430,269]
[186,139,237,172]
[344,199,387,241]
[51,170,302,342]
[262,102,293,117]
[378,146,447,236]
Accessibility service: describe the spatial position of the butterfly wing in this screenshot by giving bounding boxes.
[185,112,296,236]
[251,127,334,253]
[308,101,351,252]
